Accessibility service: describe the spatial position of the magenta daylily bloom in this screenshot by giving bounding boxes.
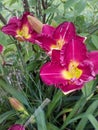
[2,12,37,42]
[8,124,25,130]
[0,44,3,53]
[40,37,96,94]
[36,22,85,54]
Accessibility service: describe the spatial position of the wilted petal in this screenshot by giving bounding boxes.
[8,124,25,130]
[61,37,87,66]
[88,51,98,74]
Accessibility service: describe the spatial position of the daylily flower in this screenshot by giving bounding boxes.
[40,37,96,94]
[36,22,85,55]
[0,44,3,53]
[1,12,37,42]
[8,124,25,130]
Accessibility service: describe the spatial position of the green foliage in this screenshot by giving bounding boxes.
[35,107,47,130]
[0,0,98,130]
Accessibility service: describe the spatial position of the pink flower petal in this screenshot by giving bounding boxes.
[88,51,98,74]
[42,24,55,35]
[35,35,56,52]
[60,83,83,94]
[8,124,25,130]
[2,23,18,36]
[79,60,95,82]
[51,50,61,63]
[61,37,87,66]
[76,35,87,43]
[53,22,76,43]
[40,51,67,85]
[40,62,67,86]
[0,44,3,53]
[8,17,20,24]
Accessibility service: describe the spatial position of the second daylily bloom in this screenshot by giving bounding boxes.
[36,22,85,54]
[40,37,97,94]
[8,124,25,130]
[1,12,37,42]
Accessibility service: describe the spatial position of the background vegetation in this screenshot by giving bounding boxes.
[0,0,98,129]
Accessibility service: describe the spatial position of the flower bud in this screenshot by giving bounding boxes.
[27,15,43,33]
[8,97,28,115]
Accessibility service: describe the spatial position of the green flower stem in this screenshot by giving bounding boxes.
[15,41,26,72]
[24,98,50,127]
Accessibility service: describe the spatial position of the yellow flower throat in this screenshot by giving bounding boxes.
[62,61,82,80]
[16,25,31,41]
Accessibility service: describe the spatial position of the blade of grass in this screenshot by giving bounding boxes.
[0,110,15,124]
[0,78,30,107]
[76,100,98,130]
[87,114,98,130]
[61,95,87,130]
[47,122,59,130]
[46,90,63,118]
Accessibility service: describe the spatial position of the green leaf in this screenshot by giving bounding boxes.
[76,100,98,130]
[47,90,63,118]
[87,114,98,130]
[9,0,18,5]
[64,0,79,9]
[0,110,15,124]
[0,2,2,11]
[82,80,95,97]
[91,35,98,49]
[34,107,47,130]
[47,122,59,130]
[44,4,60,14]
[0,79,30,107]
[75,0,87,15]
[0,32,9,46]
[61,96,87,130]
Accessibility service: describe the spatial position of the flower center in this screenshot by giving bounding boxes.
[62,61,82,80]
[51,38,65,50]
[16,25,31,41]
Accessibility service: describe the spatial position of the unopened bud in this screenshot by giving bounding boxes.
[8,97,28,115]
[28,15,43,33]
